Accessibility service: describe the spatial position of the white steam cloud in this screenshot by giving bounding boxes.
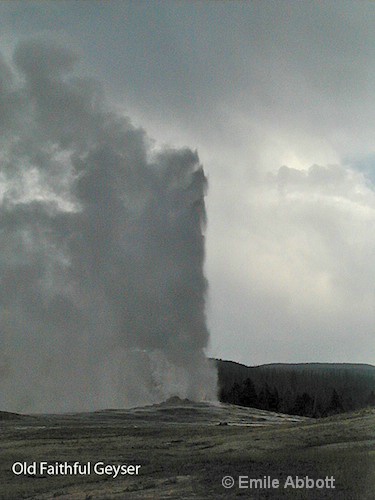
[0,40,217,413]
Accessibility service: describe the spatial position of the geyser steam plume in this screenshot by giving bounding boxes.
[0,40,217,413]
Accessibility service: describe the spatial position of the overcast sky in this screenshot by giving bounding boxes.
[1,1,374,366]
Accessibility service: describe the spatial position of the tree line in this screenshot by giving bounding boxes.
[220,377,375,417]
[215,360,375,418]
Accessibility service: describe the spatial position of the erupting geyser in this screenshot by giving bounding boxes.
[0,40,217,413]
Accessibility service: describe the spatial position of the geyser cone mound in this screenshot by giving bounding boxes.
[116,399,311,426]
[161,396,195,406]
[38,401,311,427]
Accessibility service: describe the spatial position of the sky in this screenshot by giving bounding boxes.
[1,0,374,368]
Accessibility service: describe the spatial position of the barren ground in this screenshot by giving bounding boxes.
[1,400,374,499]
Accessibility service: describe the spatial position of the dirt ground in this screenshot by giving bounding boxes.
[0,401,374,499]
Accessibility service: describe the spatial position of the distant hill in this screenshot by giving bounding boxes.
[213,359,375,417]
[0,411,24,420]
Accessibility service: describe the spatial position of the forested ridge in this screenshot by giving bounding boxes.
[214,359,375,417]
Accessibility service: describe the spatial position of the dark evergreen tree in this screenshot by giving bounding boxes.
[326,389,344,415]
[226,382,241,405]
[257,383,275,411]
[365,390,375,407]
[291,392,314,416]
[238,377,258,407]
[268,386,280,412]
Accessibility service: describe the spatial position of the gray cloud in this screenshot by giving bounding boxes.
[207,162,375,365]
[0,2,374,374]
[0,40,216,413]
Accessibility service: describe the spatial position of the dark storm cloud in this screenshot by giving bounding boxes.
[24,0,373,148]
[0,40,216,413]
